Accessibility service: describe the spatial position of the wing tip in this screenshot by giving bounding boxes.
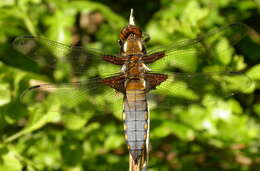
[19,85,42,103]
[28,85,41,90]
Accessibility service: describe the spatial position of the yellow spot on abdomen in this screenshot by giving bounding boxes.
[144,123,148,130]
[145,112,148,120]
[122,112,126,120]
[144,134,147,139]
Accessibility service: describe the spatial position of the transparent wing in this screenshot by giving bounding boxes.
[13,35,120,76]
[21,75,125,114]
[146,23,247,72]
[148,71,253,109]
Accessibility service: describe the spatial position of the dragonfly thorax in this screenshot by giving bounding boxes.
[121,55,150,78]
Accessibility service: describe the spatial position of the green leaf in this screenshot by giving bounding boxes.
[0,0,15,7]
[181,1,209,27]
[215,38,232,65]
[253,103,260,116]
[4,105,60,143]
[247,64,260,80]
[63,113,88,130]
[104,134,123,150]
[0,151,23,171]
[0,82,11,106]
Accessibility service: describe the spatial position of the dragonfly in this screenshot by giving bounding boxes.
[13,9,252,170]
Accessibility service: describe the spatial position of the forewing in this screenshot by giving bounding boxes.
[146,23,247,72]
[13,36,120,76]
[148,71,253,109]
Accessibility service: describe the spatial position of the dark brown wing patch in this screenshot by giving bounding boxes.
[145,73,168,91]
[101,74,126,93]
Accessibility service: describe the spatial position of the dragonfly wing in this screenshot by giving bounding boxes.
[147,71,253,109]
[13,36,121,76]
[21,75,125,114]
[145,23,247,72]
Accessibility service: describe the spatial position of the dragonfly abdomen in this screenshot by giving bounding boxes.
[123,79,148,163]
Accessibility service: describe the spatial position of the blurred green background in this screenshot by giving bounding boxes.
[0,0,260,170]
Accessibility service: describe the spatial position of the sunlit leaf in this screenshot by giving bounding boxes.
[247,64,260,80]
